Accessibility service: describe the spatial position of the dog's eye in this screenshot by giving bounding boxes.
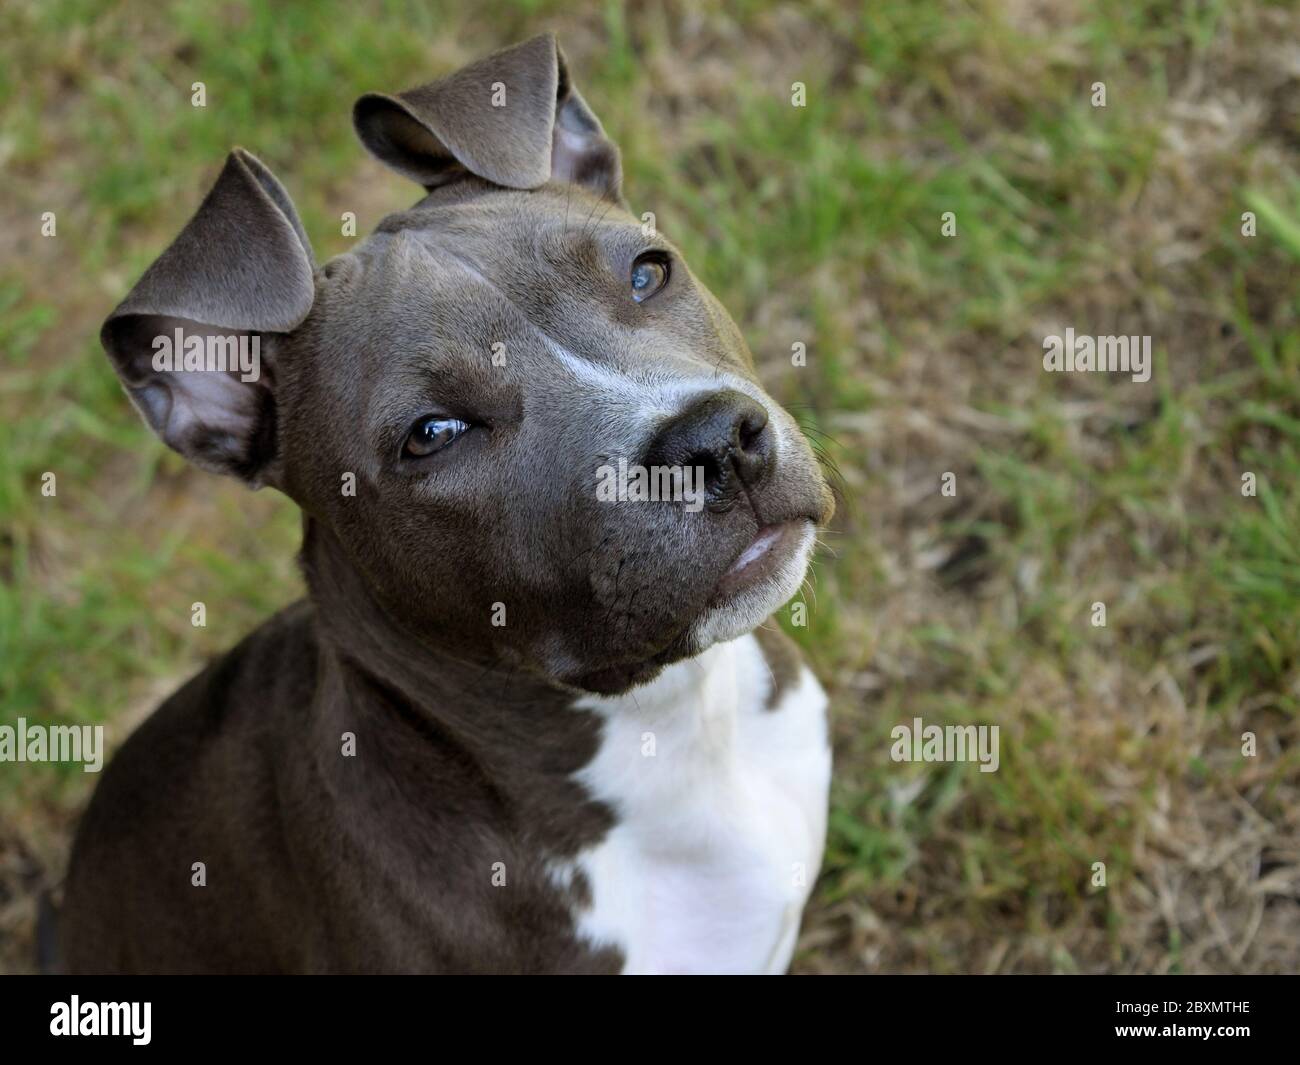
[630,253,669,302]
[403,416,470,458]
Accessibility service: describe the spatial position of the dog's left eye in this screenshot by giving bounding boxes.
[403,416,470,458]
[630,253,670,302]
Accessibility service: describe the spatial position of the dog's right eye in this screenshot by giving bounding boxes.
[630,252,670,302]
[403,416,470,458]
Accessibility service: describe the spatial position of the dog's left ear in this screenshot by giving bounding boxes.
[353,33,622,200]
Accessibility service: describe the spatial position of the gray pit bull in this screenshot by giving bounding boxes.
[62,33,835,975]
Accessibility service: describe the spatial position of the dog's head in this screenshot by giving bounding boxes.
[101,34,832,694]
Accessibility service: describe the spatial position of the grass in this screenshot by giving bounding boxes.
[1,0,1298,973]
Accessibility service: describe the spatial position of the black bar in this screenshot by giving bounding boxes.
[1,974,1292,1052]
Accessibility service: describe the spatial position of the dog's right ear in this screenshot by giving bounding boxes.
[101,149,315,487]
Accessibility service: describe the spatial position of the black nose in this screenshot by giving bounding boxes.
[644,389,773,511]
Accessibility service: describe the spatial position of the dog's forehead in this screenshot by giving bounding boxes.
[373,186,642,269]
[321,189,702,360]
[326,232,579,370]
[336,192,638,320]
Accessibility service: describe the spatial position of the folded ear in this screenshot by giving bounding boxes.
[101,148,315,487]
[353,33,622,199]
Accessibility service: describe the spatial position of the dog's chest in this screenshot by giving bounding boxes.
[558,633,831,974]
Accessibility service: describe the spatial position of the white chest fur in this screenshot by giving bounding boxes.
[561,632,831,974]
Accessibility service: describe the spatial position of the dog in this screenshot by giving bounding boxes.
[61,33,835,974]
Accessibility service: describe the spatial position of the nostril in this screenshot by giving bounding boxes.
[737,408,768,452]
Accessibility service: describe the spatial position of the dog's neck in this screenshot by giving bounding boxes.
[299,515,560,710]
[296,517,650,844]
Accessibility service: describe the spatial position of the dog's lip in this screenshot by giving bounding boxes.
[711,519,811,601]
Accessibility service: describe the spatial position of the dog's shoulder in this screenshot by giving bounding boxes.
[62,601,321,971]
[200,598,319,724]
[71,601,314,852]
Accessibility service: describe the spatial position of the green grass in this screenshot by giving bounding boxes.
[2,0,1298,972]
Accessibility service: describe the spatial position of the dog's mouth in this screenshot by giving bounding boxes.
[561,520,817,696]
[710,519,812,603]
[561,471,827,696]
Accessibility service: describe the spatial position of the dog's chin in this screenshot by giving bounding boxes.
[568,659,669,696]
[564,520,817,696]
